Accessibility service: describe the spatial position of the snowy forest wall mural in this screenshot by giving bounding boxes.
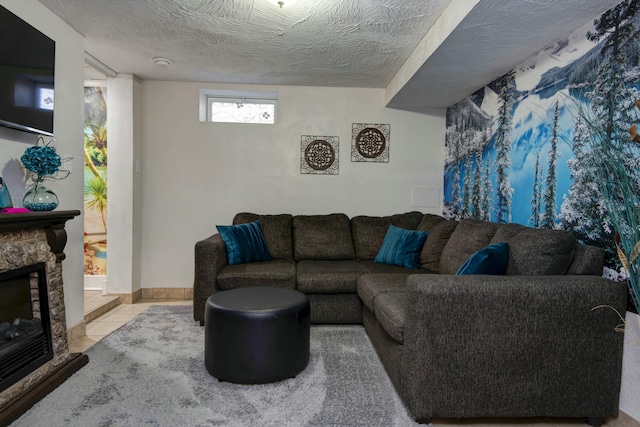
[444,1,640,311]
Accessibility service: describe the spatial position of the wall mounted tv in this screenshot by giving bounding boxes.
[0,5,55,136]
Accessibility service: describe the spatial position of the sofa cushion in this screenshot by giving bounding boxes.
[503,228,576,275]
[351,215,391,260]
[232,212,259,225]
[456,242,509,275]
[419,220,458,272]
[416,214,445,233]
[351,212,424,260]
[357,273,410,312]
[439,219,500,274]
[233,213,293,259]
[490,223,528,242]
[373,292,407,344]
[293,214,355,260]
[374,225,428,269]
[217,259,296,290]
[216,220,273,265]
[296,260,365,293]
[360,260,434,275]
[567,244,604,276]
[388,211,424,229]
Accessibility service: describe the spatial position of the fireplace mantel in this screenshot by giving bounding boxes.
[0,210,80,261]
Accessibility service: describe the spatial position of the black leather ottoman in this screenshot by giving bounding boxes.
[204,287,310,384]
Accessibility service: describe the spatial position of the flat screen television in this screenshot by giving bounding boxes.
[0,5,55,136]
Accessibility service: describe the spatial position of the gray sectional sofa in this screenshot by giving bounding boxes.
[193,211,627,424]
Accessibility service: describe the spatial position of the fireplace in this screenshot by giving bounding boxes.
[0,263,52,393]
[0,210,86,426]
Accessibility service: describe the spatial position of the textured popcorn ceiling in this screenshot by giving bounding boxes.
[39,0,622,109]
[39,0,452,87]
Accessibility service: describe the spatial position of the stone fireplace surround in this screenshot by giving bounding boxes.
[0,211,86,426]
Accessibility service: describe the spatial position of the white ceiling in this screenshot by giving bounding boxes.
[39,0,621,110]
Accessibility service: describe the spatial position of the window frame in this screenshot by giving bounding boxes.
[199,89,278,125]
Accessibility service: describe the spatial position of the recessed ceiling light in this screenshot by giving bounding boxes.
[152,57,173,67]
[266,0,297,8]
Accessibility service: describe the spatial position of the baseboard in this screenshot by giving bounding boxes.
[67,321,86,343]
[109,289,142,304]
[102,288,192,304]
[140,287,193,300]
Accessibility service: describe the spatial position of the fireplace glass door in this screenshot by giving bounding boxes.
[0,263,53,392]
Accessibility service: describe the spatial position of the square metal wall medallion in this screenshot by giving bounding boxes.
[301,135,339,175]
[351,123,390,163]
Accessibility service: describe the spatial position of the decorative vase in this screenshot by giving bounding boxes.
[22,179,58,211]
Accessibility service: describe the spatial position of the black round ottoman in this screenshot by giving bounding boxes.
[204,287,310,384]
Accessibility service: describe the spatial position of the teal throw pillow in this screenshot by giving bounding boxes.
[374,225,429,269]
[216,220,273,265]
[456,242,509,275]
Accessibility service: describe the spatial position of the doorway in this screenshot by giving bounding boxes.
[83,84,108,293]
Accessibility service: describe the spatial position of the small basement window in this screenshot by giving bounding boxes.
[199,89,277,124]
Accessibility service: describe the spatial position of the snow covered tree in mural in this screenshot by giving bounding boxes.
[529,153,542,228]
[472,148,483,219]
[494,71,515,223]
[462,155,472,217]
[582,0,640,310]
[587,0,640,135]
[559,116,607,249]
[450,156,462,219]
[482,155,491,221]
[585,0,640,202]
[541,101,561,229]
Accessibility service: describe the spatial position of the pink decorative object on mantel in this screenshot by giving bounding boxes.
[0,208,31,214]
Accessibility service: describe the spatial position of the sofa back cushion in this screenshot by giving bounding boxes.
[293,214,355,260]
[416,214,445,233]
[233,213,293,259]
[388,211,423,229]
[490,226,577,275]
[419,220,458,272]
[439,219,500,274]
[566,244,604,275]
[351,211,423,260]
[351,216,390,260]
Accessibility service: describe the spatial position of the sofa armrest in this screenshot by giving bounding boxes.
[401,274,626,420]
[193,233,228,324]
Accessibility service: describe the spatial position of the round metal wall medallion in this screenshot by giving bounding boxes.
[356,127,386,158]
[304,139,335,171]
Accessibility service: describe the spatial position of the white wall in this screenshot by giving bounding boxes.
[0,0,85,329]
[105,74,144,295]
[105,75,135,294]
[140,81,445,288]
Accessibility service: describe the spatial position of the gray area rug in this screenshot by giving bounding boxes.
[11,305,424,426]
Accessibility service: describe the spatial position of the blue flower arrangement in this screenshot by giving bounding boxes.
[21,145,61,178]
[19,137,71,212]
[20,137,70,181]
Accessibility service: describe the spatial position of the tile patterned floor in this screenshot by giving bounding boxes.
[68,295,630,427]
